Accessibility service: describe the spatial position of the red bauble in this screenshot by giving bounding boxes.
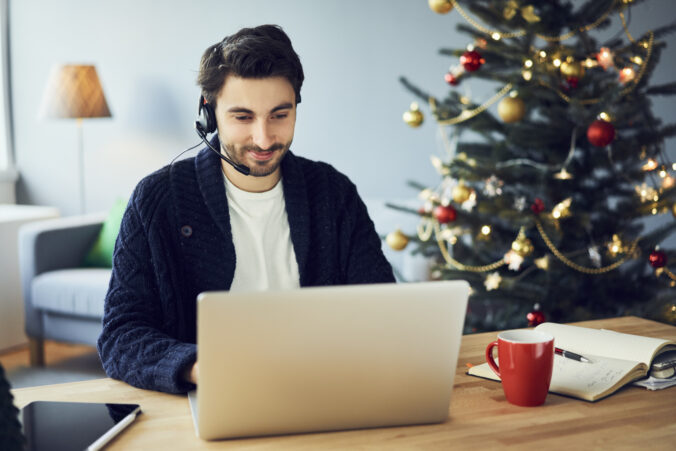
[531,198,545,215]
[444,72,459,86]
[649,250,667,268]
[587,119,615,147]
[566,77,579,89]
[460,50,485,72]
[527,309,546,327]
[434,205,457,224]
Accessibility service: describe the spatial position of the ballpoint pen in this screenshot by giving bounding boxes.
[555,347,591,363]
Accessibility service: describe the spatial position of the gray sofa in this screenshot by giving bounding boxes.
[19,213,109,366]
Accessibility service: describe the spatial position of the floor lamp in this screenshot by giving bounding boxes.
[39,65,111,214]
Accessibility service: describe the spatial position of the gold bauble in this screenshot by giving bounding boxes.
[560,59,585,79]
[511,229,534,257]
[428,0,453,14]
[497,96,526,123]
[403,102,424,128]
[452,182,472,203]
[386,229,409,251]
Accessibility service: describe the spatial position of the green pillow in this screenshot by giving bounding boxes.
[82,198,127,268]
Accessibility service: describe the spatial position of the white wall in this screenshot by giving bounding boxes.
[10,0,457,216]
[8,1,676,240]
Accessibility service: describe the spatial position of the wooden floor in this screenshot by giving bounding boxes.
[0,341,97,371]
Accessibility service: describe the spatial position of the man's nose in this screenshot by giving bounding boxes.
[252,121,275,150]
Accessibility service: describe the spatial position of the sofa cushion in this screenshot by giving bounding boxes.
[31,269,112,318]
[82,198,127,268]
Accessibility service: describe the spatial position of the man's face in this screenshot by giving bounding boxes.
[214,75,296,178]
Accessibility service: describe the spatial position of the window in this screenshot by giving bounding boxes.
[0,0,13,173]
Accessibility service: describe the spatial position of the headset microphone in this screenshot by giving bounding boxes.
[195,96,251,176]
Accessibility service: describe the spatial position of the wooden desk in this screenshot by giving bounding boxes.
[12,316,676,450]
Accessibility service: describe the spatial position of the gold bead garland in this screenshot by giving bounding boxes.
[428,83,513,125]
[542,32,653,106]
[415,209,643,275]
[658,267,676,282]
[449,0,619,43]
[534,218,640,274]
[433,222,507,272]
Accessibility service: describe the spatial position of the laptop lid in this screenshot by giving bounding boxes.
[193,280,469,440]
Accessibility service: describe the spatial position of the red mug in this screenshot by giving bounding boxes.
[485,329,554,407]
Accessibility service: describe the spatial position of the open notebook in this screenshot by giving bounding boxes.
[468,322,676,402]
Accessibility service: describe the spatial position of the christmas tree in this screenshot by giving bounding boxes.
[388,0,676,332]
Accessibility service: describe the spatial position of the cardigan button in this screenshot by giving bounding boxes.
[180,225,193,237]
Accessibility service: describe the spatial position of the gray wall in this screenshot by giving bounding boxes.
[9,1,676,239]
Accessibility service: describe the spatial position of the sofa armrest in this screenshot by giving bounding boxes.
[19,213,106,339]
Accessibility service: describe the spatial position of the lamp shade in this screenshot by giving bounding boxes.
[39,65,111,119]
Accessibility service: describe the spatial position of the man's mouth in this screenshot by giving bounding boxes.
[248,150,275,161]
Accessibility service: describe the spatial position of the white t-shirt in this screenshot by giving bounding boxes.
[224,175,300,292]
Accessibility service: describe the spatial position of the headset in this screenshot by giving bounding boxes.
[195,95,251,176]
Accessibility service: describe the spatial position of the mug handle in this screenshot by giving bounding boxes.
[485,340,501,377]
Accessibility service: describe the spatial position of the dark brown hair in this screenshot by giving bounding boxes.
[197,24,304,108]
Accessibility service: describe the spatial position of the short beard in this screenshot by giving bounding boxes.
[221,140,292,177]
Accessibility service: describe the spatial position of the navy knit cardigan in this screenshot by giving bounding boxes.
[97,143,395,393]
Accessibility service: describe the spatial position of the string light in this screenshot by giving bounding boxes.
[554,168,573,180]
[552,198,572,219]
[422,34,654,128]
[607,235,624,257]
[643,158,658,171]
[583,58,597,68]
[619,67,636,84]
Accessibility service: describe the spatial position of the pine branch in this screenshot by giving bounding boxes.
[398,76,432,104]
[658,123,676,139]
[646,82,676,95]
[651,22,676,40]
[384,202,419,216]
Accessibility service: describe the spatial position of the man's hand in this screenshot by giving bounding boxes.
[184,362,199,384]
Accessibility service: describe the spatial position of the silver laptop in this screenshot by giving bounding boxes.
[188,280,469,440]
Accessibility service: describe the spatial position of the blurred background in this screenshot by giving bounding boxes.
[1,0,674,275]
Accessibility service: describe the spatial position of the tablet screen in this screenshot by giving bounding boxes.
[20,401,141,451]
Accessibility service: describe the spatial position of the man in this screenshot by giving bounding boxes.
[97,25,395,394]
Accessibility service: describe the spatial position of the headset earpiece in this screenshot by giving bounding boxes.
[194,95,251,176]
[196,95,217,134]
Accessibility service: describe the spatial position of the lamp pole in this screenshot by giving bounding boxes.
[76,117,85,214]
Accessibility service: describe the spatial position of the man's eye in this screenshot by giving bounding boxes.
[235,116,252,121]
[274,113,288,120]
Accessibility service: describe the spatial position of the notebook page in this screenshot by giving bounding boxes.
[467,355,646,401]
[535,322,670,365]
[549,353,645,400]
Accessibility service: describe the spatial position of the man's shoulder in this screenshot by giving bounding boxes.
[286,152,354,188]
[131,157,196,215]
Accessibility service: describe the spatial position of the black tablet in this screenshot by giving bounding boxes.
[20,401,141,451]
